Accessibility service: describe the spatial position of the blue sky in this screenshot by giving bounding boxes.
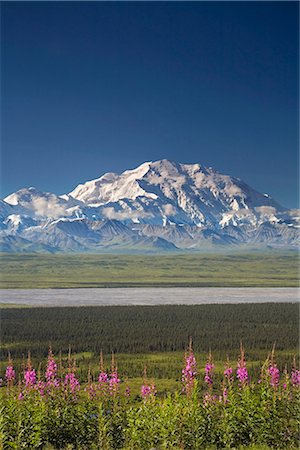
[1,1,299,208]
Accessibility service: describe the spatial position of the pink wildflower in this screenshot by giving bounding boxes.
[97,351,109,396]
[23,352,36,388]
[45,349,59,387]
[237,345,248,386]
[36,380,46,396]
[109,370,120,396]
[204,359,214,386]
[64,373,80,394]
[98,371,109,384]
[268,364,280,387]
[18,392,24,401]
[141,365,156,400]
[5,365,15,384]
[291,368,300,386]
[237,364,248,385]
[24,368,36,387]
[224,366,233,382]
[85,383,97,399]
[98,371,109,396]
[141,383,156,399]
[182,347,197,395]
[108,352,120,396]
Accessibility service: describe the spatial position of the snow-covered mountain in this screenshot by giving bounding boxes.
[1,160,299,252]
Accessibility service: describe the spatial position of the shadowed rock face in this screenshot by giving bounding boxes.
[1,160,299,252]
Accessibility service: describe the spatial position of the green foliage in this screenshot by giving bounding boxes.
[124,385,299,449]
[1,374,299,449]
[42,398,99,449]
[1,393,45,449]
[0,251,298,288]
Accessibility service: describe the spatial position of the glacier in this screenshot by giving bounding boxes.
[1,159,299,252]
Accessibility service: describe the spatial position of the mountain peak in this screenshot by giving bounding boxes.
[4,187,43,206]
[1,159,297,252]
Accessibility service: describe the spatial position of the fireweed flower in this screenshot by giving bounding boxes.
[182,349,197,395]
[84,367,97,399]
[85,383,97,399]
[109,370,120,396]
[125,385,131,397]
[291,368,300,386]
[141,383,156,399]
[64,373,80,394]
[23,353,36,388]
[222,387,228,403]
[98,371,109,384]
[237,345,248,387]
[5,364,15,384]
[97,371,109,397]
[204,354,214,386]
[109,352,120,396]
[36,380,46,397]
[237,363,248,386]
[45,349,59,387]
[24,368,36,387]
[97,351,109,396]
[268,364,280,387]
[141,365,156,400]
[224,365,233,383]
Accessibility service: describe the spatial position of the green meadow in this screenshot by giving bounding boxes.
[0,251,298,288]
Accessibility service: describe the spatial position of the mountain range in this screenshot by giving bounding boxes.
[1,159,299,253]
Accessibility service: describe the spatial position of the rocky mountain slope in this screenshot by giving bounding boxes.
[1,160,299,252]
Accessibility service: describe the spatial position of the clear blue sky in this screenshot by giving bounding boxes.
[1,1,299,208]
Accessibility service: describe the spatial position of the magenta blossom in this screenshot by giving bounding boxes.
[85,383,97,399]
[45,351,59,387]
[36,380,46,396]
[237,364,248,385]
[109,371,120,396]
[291,368,300,386]
[98,371,109,396]
[141,383,156,399]
[222,387,228,404]
[64,373,80,394]
[182,351,197,395]
[268,364,280,387]
[125,385,131,397]
[224,366,233,382]
[5,365,15,384]
[205,362,214,386]
[24,368,36,387]
[98,371,109,384]
[237,347,248,386]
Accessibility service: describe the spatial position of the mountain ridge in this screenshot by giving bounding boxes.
[1,159,299,252]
